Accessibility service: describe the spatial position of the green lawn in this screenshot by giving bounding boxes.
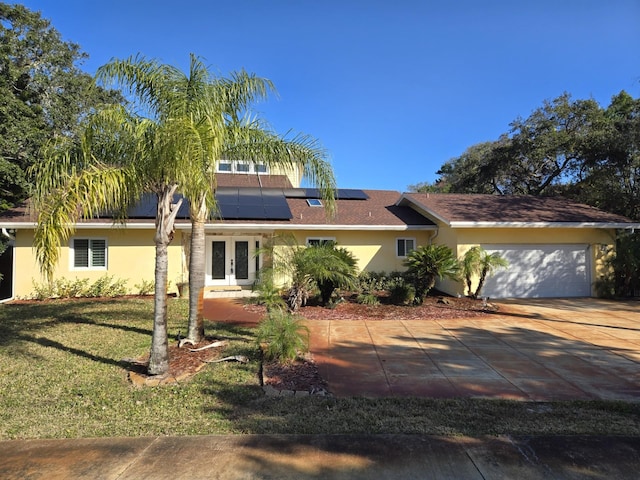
[1,297,639,440]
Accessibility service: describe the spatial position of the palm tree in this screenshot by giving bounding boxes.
[178,70,336,344]
[473,249,508,299]
[462,246,482,296]
[32,54,227,376]
[403,244,460,303]
[303,242,358,305]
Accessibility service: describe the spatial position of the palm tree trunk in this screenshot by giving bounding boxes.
[148,184,182,376]
[474,268,489,299]
[149,239,170,375]
[187,196,207,342]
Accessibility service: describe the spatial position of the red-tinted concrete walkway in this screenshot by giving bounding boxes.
[203,297,640,401]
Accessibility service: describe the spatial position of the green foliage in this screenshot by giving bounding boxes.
[259,236,358,311]
[134,279,155,296]
[303,242,358,306]
[607,231,640,298]
[387,276,415,305]
[356,292,380,305]
[252,271,287,313]
[29,275,128,300]
[404,244,460,303]
[256,310,310,363]
[355,271,388,293]
[0,4,122,210]
[461,247,508,299]
[461,246,482,296]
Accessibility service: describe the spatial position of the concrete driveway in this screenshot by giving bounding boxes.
[307,298,640,400]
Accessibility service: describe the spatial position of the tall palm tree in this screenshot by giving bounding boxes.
[176,69,336,344]
[403,244,460,303]
[32,55,227,375]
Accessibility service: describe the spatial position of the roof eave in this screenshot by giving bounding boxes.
[449,221,640,229]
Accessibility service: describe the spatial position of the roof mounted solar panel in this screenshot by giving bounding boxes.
[214,187,292,220]
[127,193,191,219]
[282,188,368,200]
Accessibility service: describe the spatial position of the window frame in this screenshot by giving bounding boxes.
[215,160,270,175]
[306,237,336,247]
[70,237,108,270]
[396,238,416,258]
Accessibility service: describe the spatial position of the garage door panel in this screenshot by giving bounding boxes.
[481,244,590,299]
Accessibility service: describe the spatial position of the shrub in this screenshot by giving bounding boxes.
[387,277,415,305]
[356,292,380,305]
[29,275,128,300]
[252,272,287,313]
[134,279,155,296]
[256,310,310,363]
[404,244,461,304]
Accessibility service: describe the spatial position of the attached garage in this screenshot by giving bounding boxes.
[481,244,591,299]
[396,193,640,299]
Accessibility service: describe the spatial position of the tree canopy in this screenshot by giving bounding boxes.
[0,3,121,210]
[415,91,640,222]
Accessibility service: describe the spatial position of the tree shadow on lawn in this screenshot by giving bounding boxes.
[0,299,161,370]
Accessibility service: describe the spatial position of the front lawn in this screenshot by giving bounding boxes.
[1,297,638,439]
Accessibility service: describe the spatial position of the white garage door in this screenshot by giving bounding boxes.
[480,244,591,299]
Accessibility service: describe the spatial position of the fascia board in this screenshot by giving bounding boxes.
[201,224,438,232]
[450,221,640,229]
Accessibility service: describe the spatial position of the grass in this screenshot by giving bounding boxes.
[1,297,639,440]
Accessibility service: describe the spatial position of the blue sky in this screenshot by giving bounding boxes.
[18,0,640,192]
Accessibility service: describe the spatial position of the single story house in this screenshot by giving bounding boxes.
[0,164,638,301]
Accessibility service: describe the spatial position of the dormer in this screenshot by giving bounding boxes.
[215,160,302,187]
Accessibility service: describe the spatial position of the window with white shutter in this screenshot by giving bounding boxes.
[72,238,107,269]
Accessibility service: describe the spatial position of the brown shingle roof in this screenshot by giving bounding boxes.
[400,193,636,225]
[0,189,434,229]
[204,189,435,228]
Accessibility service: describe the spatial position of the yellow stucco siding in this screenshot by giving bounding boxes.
[12,228,184,298]
[284,229,434,274]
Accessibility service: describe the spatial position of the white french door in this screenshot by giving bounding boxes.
[205,236,259,286]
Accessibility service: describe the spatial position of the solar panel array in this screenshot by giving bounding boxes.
[125,187,369,221]
[215,187,292,220]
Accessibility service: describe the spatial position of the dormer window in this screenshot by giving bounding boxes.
[217,161,232,172]
[216,160,270,174]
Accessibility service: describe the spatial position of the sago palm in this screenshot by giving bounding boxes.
[301,242,358,305]
[403,244,460,303]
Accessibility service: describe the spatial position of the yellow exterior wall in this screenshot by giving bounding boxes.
[12,228,185,298]
[285,229,435,274]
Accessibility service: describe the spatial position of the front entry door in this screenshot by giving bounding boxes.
[206,236,256,286]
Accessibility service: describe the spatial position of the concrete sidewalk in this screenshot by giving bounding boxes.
[2,434,640,479]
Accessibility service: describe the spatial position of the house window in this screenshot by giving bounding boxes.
[396,238,415,257]
[307,237,336,247]
[217,161,232,172]
[254,163,268,174]
[306,198,323,207]
[216,160,269,174]
[235,161,250,173]
[72,238,107,269]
